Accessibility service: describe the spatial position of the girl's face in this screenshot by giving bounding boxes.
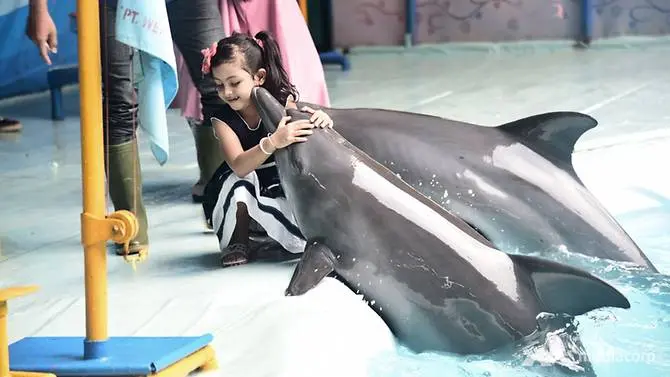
[211,55,266,112]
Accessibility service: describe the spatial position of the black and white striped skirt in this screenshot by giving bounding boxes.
[202,162,306,255]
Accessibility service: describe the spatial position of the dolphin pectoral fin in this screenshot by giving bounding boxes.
[509,254,631,316]
[285,240,336,297]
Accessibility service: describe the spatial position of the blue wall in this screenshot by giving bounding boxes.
[0,0,78,100]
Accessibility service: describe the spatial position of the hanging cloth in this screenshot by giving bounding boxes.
[115,0,179,166]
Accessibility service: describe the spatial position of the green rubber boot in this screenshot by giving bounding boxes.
[191,121,225,203]
[107,139,149,257]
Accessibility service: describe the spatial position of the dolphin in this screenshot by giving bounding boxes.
[252,87,631,355]
[292,102,657,272]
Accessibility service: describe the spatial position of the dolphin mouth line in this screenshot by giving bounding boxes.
[308,173,327,190]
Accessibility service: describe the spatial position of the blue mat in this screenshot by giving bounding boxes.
[9,335,213,376]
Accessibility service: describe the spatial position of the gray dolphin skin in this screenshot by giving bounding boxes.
[251,87,631,355]
[295,102,657,272]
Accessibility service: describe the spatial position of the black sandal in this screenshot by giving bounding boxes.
[221,243,249,267]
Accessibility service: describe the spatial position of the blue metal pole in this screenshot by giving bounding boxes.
[318,0,351,71]
[581,0,592,46]
[405,0,415,47]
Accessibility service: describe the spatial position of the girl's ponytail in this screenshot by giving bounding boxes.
[254,31,298,105]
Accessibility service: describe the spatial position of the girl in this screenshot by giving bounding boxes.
[201,31,333,267]
[174,0,331,203]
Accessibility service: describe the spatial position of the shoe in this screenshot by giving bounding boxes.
[221,243,249,267]
[0,117,22,133]
[106,139,149,257]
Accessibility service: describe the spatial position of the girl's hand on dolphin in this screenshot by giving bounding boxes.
[269,116,314,149]
[301,106,334,128]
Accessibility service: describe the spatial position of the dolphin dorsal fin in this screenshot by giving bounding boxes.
[509,254,630,315]
[498,112,597,181]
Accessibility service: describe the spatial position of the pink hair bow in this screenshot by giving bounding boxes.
[253,37,263,48]
[200,42,218,74]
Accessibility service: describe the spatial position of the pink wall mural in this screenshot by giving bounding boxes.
[331,0,670,47]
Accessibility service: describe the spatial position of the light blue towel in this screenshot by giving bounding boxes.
[114,0,178,166]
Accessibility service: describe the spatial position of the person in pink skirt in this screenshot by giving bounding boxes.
[173,0,331,203]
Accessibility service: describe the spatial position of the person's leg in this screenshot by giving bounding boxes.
[189,118,221,203]
[167,0,226,203]
[100,2,149,256]
[222,202,251,267]
[204,167,252,266]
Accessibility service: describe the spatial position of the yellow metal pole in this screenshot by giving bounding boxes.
[77,0,108,358]
[0,302,9,377]
[298,0,308,22]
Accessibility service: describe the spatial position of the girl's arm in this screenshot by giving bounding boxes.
[213,118,276,178]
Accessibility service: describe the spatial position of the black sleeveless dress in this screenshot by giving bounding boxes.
[201,104,285,227]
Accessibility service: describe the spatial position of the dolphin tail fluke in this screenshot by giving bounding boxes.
[285,239,336,296]
[510,254,631,316]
